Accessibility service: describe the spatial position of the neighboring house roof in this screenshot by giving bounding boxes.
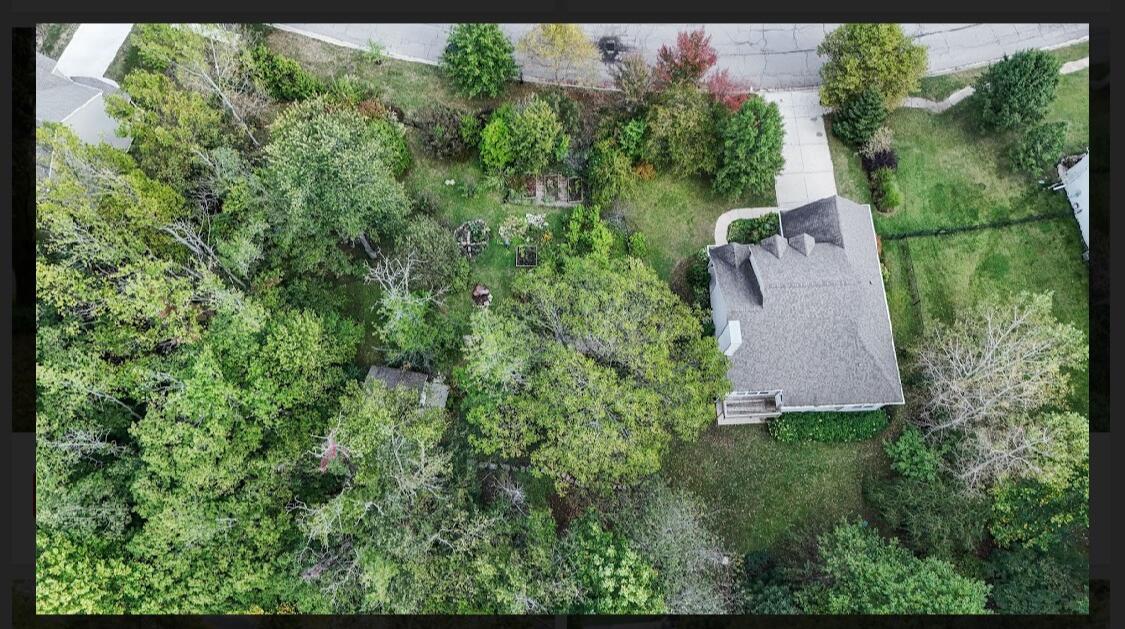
[1059,153,1090,250]
[709,196,903,408]
[366,366,450,409]
[36,53,101,123]
[35,52,130,150]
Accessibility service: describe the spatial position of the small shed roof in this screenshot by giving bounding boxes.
[365,366,449,409]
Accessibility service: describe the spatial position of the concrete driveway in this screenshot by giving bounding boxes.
[763,90,837,209]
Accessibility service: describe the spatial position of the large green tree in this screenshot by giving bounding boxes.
[974,49,1062,131]
[713,97,785,198]
[817,23,927,109]
[262,97,411,276]
[441,23,518,98]
[105,71,228,192]
[644,83,724,177]
[796,521,990,614]
[460,250,729,493]
[294,381,577,613]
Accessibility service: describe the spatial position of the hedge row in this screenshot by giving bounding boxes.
[768,410,888,443]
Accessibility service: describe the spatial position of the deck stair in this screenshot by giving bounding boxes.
[718,390,782,425]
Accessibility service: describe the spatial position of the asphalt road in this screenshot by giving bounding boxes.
[274,23,1089,90]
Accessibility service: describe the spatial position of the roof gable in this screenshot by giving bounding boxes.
[710,196,903,407]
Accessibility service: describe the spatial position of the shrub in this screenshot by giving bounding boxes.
[617,117,648,162]
[612,53,654,113]
[859,126,897,171]
[883,426,940,481]
[441,23,518,98]
[508,95,571,176]
[416,103,471,159]
[861,150,899,173]
[588,140,635,208]
[726,213,780,245]
[831,88,887,147]
[368,118,412,178]
[459,111,483,147]
[479,105,515,173]
[655,28,718,85]
[323,74,379,105]
[865,475,991,565]
[714,97,785,198]
[859,126,894,159]
[644,83,723,177]
[974,49,1062,131]
[392,215,469,293]
[563,204,615,258]
[871,167,903,212]
[768,410,888,443]
[706,69,748,112]
[684,247,712,310]
[626,232,649,259]
[1010,121,1068,177]
[817,23,927,109]
[250,44,322,102]
[539,87,582,138]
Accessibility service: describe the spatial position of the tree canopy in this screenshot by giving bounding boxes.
[263,97,412,276]
[796,521,991,614]
[817,23,927,109]
[460,248,729,493]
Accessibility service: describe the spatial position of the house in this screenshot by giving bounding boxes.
[366,366,450,410]
[1056,152,1090,260]
[35,52,130,151]
[708,196,904,424]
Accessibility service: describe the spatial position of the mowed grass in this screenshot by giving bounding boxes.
[664,424,887,553]
[617,174,773,279]
[912,41,1090,102]
[900,220,1090,415]
[266,28,539,117]
[833,63,1091,238]
[1051,69,1091,153]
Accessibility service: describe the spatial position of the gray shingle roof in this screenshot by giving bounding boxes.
[708,196,903,408]
[35,53,102,123]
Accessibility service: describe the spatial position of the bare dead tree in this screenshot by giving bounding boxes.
[168,24,268,147]
[41,428,132,463]
[913,293,1087,492]
[914,293,1085,439]
[364,251,449,318]
[162,219,246,289]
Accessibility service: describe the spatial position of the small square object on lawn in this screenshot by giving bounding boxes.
[515,245,538,268]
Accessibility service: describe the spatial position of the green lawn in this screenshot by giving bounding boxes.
[617,174,773,278]
[912,41,1090,102]
[664,424,888,553]
[891,220,1089,415]
[1051,69,1091,154]
[835,62,1091,238]
[266,28,538,117]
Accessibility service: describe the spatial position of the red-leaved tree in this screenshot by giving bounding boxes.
[705,69,749,111]
[655,29,718,85]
